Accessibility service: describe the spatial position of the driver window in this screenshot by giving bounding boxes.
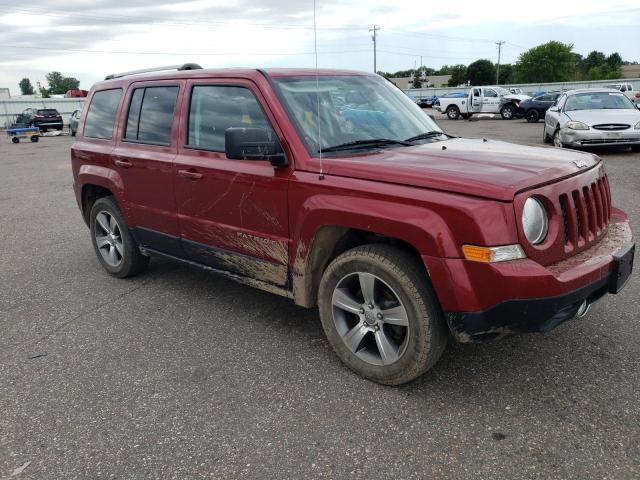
[187,85,274,152]
[473,89,481,97]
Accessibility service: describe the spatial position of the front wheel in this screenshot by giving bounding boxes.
[89,196,149,278]
[553,129,564,148]
[446,106,460,120]
[500,104,515,120]
[525,110,540,123]
[318,245,448,385]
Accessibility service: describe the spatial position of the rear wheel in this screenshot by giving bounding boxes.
[542,125,551,143]
[30,136,39,143]
[500,104,516,120]
[11,137,19,144]
[525,110,540,123]
[446,106,460,120]
[89,196,149,278]
[318,245,448,385]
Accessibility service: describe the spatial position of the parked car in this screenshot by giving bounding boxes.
[543,88,640,150]
[437,86,529,120]
[69,109,81,136]
[604,83,639,104]
[508,87,525,95]
[415,95,438,108]
[64,89,88,98]
[21,107,63,131]
[72,65,634,385]
[517,92,561,122]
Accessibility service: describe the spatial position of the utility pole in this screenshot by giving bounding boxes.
[370,25,380,73]
[495,40,505,84]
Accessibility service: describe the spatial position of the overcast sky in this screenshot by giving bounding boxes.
[0,0,639,95]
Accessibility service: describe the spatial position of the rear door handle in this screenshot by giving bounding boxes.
[114,158,132,168]
[178,168,203,180]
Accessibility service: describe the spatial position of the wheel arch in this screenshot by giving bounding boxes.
[77,166,127,226]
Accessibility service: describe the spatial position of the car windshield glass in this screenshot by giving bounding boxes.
[272,74,443,154]
[564,92,635,111]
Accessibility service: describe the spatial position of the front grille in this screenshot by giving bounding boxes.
[558,174,611,252]
[592,124,630,131]
[580,138,640,145]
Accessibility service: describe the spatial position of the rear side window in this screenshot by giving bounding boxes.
[84,89,123,139]
[125,86,179,145]
[187,85,273,152]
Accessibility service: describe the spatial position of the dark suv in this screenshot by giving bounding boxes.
[22,108,63,131]
[71,65,634,385]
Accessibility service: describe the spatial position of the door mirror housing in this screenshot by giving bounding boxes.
[548,106,559,113]
[225,127,287,167]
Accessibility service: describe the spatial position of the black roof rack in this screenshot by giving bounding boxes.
[104,63,203,80]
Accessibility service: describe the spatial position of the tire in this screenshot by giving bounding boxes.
[11,137,19,144]
[71,129,76,137]
[525,110,540,123]
[461,113,470,120]
[542,125,551,144]
[30,136,39,143]
[318,245,448,385]
[89,196,149,278]
[446,106,460,120]
[553,129,564,148]
[500,104,515,120]
[631,145,640,152]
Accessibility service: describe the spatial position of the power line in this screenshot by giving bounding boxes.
[0,44,371,57]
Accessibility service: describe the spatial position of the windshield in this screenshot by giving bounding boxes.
[272,74,443,154]
[565,92,635,111]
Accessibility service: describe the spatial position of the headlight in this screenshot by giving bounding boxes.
[565,121,589,130]
[522,197,548,245]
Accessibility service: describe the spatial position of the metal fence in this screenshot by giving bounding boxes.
[405,77,640,97]
[0,98,86,128]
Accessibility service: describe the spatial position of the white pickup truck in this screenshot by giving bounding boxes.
[436,86,530,120]
[604,83,639,104]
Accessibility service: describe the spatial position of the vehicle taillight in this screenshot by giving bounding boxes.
[635,92,640,98]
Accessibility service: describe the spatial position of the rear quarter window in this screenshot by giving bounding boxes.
[84,89,123,139]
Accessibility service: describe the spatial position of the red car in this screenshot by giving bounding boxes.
[71,65,634,385]
[64,89,88,98]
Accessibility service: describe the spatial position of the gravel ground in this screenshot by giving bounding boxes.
[1,119,638,479]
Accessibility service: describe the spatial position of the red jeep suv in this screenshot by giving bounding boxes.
[71,64,634,385]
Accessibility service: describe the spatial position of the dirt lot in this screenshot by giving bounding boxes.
[1,120,639,479]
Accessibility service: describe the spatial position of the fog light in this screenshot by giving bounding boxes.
[576,300,590,318]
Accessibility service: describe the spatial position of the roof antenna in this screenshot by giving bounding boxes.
[313,0,325,180]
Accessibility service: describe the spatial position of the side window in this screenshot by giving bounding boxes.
[473,88,481,97]
[124,86,179,145]
[187,85,274,152]
[556,95,566,110]
[484,88,498,98]
[84,89,123,139]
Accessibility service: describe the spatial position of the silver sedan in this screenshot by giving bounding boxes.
[543,88,640,151]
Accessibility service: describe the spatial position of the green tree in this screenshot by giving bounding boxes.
[514,41,575,83]
[586,64,622,80]
[467,59,496,85]
[497,64,514,84]
[447,64,467,86]
[412,71,422,88]
[582,51,607,74]
[606,52,623,69]
[36,81,50,98]
[18,78,35,95]
[45,71,80,94]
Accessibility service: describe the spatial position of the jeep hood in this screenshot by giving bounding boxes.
[320,138,600,201]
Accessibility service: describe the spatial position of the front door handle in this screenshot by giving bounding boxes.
[114,158,132,168]
[178,169,203,180]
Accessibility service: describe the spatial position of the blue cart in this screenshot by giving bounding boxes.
[6,126,40,143]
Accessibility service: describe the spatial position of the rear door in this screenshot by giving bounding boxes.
[112,81,182,254]
[470,88,482,113]
[173,78,291,286]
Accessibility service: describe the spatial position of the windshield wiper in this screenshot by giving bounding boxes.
[404,130,446,142]
[320,138,413,153]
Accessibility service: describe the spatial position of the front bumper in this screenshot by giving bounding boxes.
[560,127,640,147]
[423,217,634,343]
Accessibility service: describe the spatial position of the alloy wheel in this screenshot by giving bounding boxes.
[94,210,124,267]
[331,272,410,366]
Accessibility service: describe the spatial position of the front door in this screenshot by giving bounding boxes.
[112,81,182,254]
[173,79,291,287]
[481,88,500,112]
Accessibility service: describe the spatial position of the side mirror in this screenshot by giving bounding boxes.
[225,127,287,167]
[548,106,559,113]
